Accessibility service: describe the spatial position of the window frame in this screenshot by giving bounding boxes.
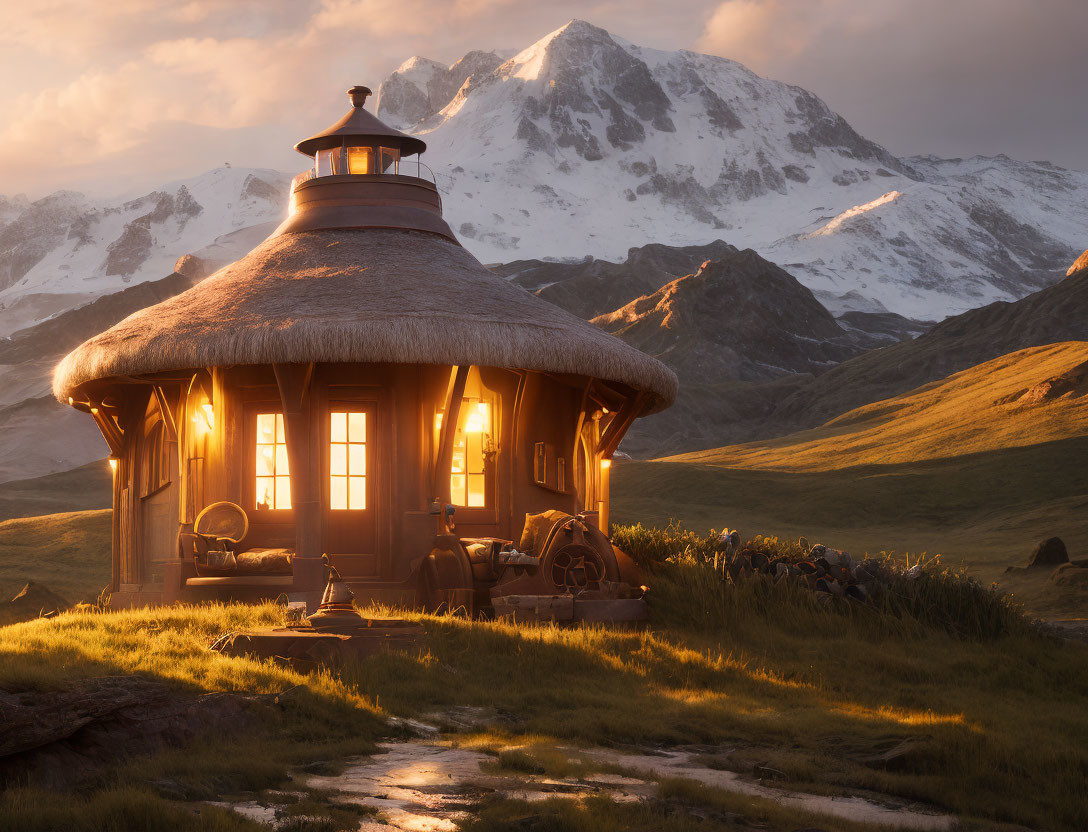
[345,145,373,175]
[437,395,495,509]
[248,408,294,515]
[329,409,369,512]
[379,146,400,174]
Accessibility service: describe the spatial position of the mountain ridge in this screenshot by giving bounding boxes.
[377,19,1087,319]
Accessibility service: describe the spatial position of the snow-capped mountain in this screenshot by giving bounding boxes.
[377,20,1088,319]
[0,167,290,338]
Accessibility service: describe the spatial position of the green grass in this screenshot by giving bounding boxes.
[0,509,111,603]
[613,522,1029,640]
[459,786,893,832]
[613,436,1088,590]
[3,524,1087,831]
[618,343,1088,597]
[0,787,267,832]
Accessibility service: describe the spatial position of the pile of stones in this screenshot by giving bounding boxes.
[712,532,916,603]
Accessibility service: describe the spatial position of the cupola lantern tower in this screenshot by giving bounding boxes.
[282,85,454,241]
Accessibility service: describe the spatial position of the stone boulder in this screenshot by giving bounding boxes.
[173,253,207,280]
[1029,537,1069,568]
[1052,561,1088,588]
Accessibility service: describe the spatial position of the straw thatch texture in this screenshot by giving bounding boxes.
[54,229,677,410]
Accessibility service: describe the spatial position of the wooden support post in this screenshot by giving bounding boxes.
[596,393,644,460]
[274,363,322,604]
[432,365,468,506]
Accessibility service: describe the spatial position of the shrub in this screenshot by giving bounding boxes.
[612,521,1029,640]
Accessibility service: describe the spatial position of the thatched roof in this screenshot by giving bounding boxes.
[53,229,678,411]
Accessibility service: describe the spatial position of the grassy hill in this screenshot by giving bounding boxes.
[0,459,112,523]
[0,510,111,603]
[614,342,1088,593]
[672,341,1088,470]
[2,543,1087,830]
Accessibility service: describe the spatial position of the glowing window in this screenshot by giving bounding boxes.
[346,146,373,175]
[330,411,367,511]
[255,413,291,510]
[437,398,492,508]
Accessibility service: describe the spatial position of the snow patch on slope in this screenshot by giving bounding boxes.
[0,166,289,337]
[377,19,1088,319]
[805,191,902,238]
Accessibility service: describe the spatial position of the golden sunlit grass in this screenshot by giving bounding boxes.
[0,509,111,603]
[669,341,1088,471]
[3,545,1087,830]
[615,342,1088,591]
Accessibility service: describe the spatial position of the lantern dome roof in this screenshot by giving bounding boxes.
[295,85,427,158]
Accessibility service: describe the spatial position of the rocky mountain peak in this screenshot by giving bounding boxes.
[1068,248,1088,277]
[377,50,506,129]
[593,249,865,384]
[376,22,1088,320]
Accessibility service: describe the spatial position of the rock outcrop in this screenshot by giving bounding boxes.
[594,249,866,385]
[1029,537,1069,568]
[492,240,739,320]
[1068,248,1088,277]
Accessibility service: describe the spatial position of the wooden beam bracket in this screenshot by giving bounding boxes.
[153,385,178,443]
[88,397,124,455]
[597,392,645,460]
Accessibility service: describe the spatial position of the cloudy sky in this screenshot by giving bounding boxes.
[3,0,1085,198]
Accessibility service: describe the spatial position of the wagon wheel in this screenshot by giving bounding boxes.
[542,543,607,594]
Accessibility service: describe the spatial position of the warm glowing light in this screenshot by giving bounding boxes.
[330,411,367,510]
[68,397,74,406]
[192,401,214,433]
[434,412,443,431]
[346,146,373,174]
[600,458,612,470]
[108,456,119,474]
[450,396,491,507]
[90,407,99,415]
[256,413,291,510]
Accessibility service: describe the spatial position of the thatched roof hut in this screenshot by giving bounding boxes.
[54,85,676,614]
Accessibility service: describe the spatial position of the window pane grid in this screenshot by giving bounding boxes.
[255,413,290,510]
[446,398,490,507]
[330,411,366,511]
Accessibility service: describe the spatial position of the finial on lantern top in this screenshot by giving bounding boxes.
[348,85,372,108]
